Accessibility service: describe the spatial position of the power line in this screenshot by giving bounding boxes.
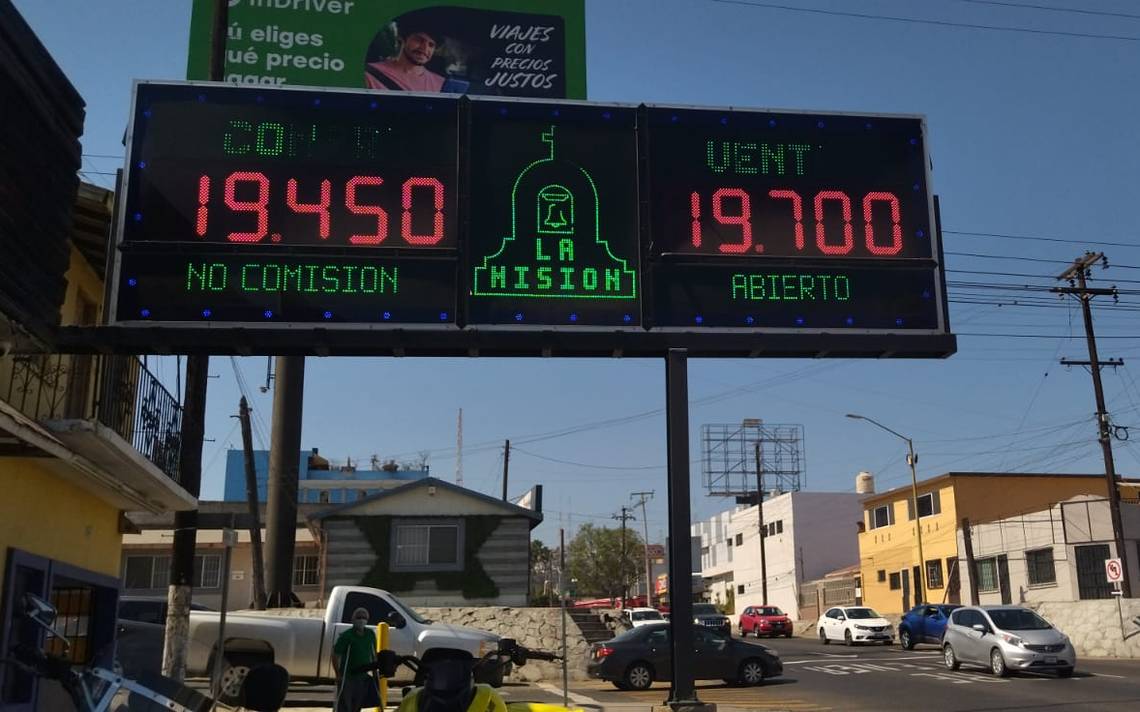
[955,0,1140,21]
[944,230,1140,249]
[709,0,1140,41]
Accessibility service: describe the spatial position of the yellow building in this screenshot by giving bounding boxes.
[858,472,1136,614]
[0,184,196,706]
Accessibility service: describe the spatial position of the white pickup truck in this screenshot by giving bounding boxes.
[184,586,504,702]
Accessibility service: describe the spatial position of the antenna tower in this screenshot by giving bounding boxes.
[456,408,464,486]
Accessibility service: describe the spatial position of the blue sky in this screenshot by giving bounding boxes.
[14,0,1140,546]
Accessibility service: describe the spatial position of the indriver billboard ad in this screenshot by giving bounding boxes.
[187,0,586,99]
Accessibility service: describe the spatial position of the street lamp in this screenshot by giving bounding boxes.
[846,413,926,605]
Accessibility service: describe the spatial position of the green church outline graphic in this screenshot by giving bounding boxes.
[472,126,638,300]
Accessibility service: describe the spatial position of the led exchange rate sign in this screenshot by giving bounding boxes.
[645,106,945,331]
[113,83,459,325]
[466,98,641,327]
[107,83,951,357]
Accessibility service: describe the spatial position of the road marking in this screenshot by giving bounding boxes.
[1091,672,1126,679]
[536,683,600,705]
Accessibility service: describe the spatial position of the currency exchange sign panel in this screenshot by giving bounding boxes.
[645,106,946,332]
[465,98,641,327]
[114,83,459,325]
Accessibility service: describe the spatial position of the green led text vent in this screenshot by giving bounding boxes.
[473,126,637,299]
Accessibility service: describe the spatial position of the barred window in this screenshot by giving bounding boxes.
[925,559,944,589]
[294,554,320,587]
[976,558,999,592]
[1026,549,1056,586]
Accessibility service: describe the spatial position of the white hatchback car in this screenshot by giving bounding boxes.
[818,606,894,646]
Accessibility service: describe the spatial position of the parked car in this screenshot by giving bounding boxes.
[942,606,1075,677]
[817,606,894,646]
[692,603,731,634]
[739,606,793,639]
[587,622,782,690]
[183,585,505,703]
[623,607,666,628]
[118,595,213,624]
[898,603,961,649]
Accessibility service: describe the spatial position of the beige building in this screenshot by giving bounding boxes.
[120,527,322,611]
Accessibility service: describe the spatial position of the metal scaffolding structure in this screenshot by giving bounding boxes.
[701,420,805,498]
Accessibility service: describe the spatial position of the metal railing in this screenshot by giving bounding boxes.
[1,353,182,482]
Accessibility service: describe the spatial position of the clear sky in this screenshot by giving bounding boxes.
[14,0,1140,547]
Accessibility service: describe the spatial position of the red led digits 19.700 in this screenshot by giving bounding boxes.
[198,171,447,247]
[688,188,904,257]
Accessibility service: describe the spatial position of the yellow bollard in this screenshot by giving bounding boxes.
[372,622,389,712]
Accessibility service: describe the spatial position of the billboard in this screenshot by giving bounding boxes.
[109,82,954,358]
[187,0,586,99]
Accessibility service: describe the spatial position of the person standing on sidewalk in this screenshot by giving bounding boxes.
[333,607,379,712]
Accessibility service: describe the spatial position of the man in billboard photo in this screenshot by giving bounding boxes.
[364,20,446,92]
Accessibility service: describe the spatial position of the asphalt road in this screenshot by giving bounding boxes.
[573,636,1140,711]
[191,637,1140,711]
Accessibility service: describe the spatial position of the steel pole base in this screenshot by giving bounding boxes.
[655,702,716,712]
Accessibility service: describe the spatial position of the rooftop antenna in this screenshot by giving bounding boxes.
[456,408,464,486]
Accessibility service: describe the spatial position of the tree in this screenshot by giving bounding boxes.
[529,540,556,603]
[568,524,644,601]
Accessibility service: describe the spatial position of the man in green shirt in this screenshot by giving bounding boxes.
[333,607,378,712]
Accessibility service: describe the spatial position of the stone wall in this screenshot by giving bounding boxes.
[1030,599,1140,659]
[419,607,592,681]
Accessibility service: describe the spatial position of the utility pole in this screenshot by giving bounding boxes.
[265,356,305,608]
[754,443,768,604]
[613,506,634,606]
[501,439,510,500]
[1055,252,1131,597]
[238,397,266,610]
[631,491,655,607]
[161,0,225,679]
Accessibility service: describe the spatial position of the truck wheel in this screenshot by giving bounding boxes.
[217,652,269,705]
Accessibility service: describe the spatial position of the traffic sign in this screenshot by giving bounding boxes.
[1105,557,1123,583]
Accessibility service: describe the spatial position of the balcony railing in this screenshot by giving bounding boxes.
[1,353,182,482]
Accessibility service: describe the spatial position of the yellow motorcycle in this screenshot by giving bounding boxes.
[362,639,582,712]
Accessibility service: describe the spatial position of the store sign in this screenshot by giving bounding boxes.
[110,83,952,357]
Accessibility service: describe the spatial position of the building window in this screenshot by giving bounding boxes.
[392,520,463,571]
[294,554,320,587]
[976,558,999,592]
[925,559,944,589]
[877,569,886,583]
[889,572,901,590]
[737,584,745,595]
[319,490,330,504]
[735,533,743,546]
[916,493,934,518]
[776,520,783,534]
[872,505,893,529]
[124,555,219,589]
[1026,549,1056,586]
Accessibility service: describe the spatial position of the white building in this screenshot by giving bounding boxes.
[958,494,1140,604]
[692,492,864,620]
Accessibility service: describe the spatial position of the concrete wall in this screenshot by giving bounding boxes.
[1030,599,1140,659]
[419,607,591,681]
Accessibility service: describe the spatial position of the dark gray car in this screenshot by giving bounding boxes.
[691,603,731,635]
[942,606,1075,677]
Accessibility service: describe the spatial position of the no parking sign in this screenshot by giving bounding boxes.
[1105,558,1123,583]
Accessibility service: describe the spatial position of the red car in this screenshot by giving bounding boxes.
[739,606,793,638]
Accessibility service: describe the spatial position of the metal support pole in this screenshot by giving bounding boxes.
[211,527,236,708]
[633,491,655,607]
[664,349,705,711]
[754,444,768,604]
[239,397,266,610]
[265,355,305,608]
[560,528,569,709]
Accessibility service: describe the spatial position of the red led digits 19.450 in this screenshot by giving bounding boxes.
[689,188,904,257]
[196,171,447,247]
